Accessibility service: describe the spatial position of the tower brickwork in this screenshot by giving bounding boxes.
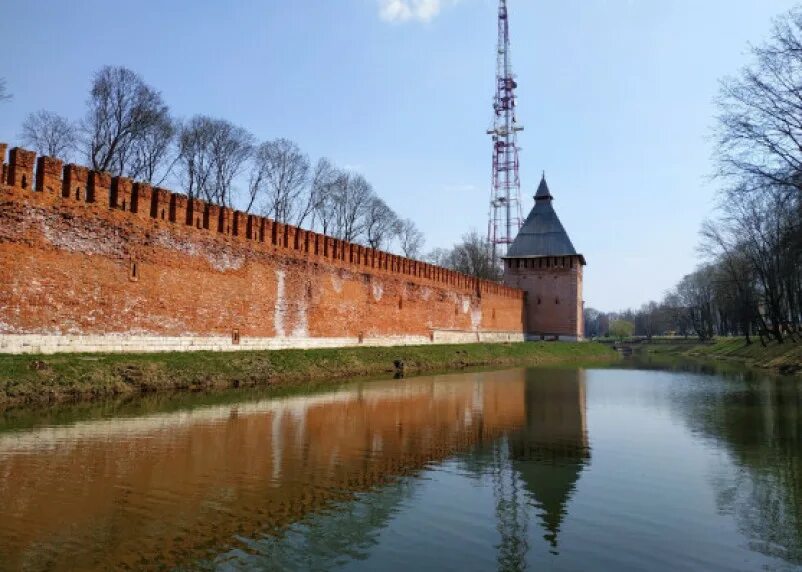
[502,176,585,340]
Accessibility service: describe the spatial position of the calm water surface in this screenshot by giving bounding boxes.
[0,361,800,571]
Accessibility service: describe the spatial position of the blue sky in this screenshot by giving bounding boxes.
[0,0,796,310]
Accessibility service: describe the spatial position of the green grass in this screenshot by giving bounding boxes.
[0,342,617,409]
[641,337,802,375]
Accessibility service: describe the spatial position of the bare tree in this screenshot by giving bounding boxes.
[364,196,399,250]
[635,301,662,341]
[176,116,253,207]
[248,138,310,223]
[208,119,253,207]
[450,230,501,280]
[82,66,170,175]
[424,247,453,268]
[0,78,10,102]
[716,8,802,194]
[306,161,403,244]
[583,307,603,338]
[675,268,716,341]
[331,172,372,242]
[125,115,176,184]
[176,117,214,200]
[397,218,424,258]
[725,189,798,342]
[428,230,499,280]
[701,218,762,344]
[309,158,340,234]
[20,110,77,158]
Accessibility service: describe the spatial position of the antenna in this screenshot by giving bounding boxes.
[487,0,524,266]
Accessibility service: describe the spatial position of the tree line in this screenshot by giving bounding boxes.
[588,8,802,345]
[13,67,426,258]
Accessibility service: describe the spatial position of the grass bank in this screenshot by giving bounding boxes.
[0,342,617,409]
[641,337,802,375]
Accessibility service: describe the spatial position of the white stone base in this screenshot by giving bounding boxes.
[524,334,583,342]
[0,330,525,355]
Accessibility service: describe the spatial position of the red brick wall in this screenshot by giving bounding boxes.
[0,146,525,347]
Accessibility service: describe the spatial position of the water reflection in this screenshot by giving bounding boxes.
[0,363,800,571]
[625,354,802,567]
[512,369,589,551]
[209,470,419,570]
[211,368,591,571]
[0,370,529,570]
[459,369,589,570]
[670,371,802,565]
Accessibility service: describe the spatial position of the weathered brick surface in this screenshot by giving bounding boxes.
[0,145,525,351]
[504,255,584,339]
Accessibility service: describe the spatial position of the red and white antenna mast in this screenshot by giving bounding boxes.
[487,0,524,264]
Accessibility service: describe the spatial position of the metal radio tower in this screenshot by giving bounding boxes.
[487,0,524,264]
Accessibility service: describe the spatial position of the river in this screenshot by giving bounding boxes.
[0,359,799,571]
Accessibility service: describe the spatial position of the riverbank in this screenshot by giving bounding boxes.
[641,337,802,375]
[0,342,617,409]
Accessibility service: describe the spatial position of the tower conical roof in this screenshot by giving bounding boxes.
[534,175,553,200]
[505,176,584,263]
[510,369,590,552]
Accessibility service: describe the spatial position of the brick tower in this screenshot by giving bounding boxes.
[502,176,585,340]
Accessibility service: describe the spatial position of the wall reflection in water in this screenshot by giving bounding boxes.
[207,368,591,571]
[1,368,580,571]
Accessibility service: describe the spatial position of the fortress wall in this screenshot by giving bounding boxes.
[0,145,525,354]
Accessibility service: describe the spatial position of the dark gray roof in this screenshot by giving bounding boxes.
[504,176,585,263]
[534,174,553,200]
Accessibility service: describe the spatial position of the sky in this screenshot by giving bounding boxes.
[0,0,798,311]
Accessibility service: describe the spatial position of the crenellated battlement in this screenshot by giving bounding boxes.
[0,143,522,300]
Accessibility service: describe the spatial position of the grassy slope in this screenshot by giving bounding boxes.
[644,337,802,374]
[0,342,617,409]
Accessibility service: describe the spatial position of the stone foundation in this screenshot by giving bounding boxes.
[0,331,526,355]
